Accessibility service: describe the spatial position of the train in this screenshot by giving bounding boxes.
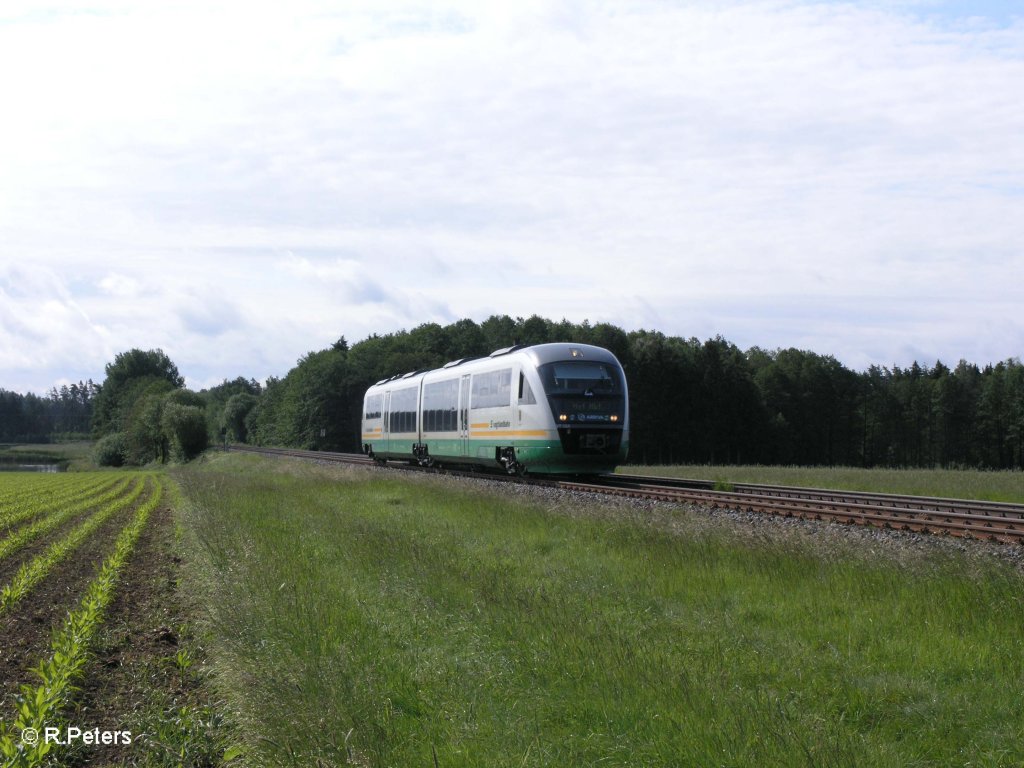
[360,342,629,474]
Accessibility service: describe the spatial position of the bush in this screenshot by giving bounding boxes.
[93,432,129,467]
[162,403,208,462]
[222,393,259,443]
[125,391,169,465]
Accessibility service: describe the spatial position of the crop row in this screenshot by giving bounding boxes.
[0,471,85,497]
[0,477,164,768]
[0,474,82,508]
[0,476,149,615]
[0,472,117,510]
[0,474,117,530]
[0,476,137,565]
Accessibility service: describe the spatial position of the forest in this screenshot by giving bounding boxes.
[2,315,1023,469]
[0,380,98,443]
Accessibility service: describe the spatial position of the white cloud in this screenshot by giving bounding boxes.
[98,274,141,297]
[1,1,1022,392]
[0,265,109,384]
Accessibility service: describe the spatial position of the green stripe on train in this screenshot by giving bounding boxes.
[370,438,625,473]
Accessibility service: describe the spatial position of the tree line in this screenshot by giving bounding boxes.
[0,381,98,443]
[231,316,1024,470]
[3,315,1022,469]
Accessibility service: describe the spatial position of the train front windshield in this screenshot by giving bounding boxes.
[539,361,623,394]
[538,361,625,425]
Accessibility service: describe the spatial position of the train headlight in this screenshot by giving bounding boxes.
[559,414,568,422]
[610,415,619,422]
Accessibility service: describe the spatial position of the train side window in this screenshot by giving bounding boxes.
[364,394,383,420]
[389,387,418,433]
[518,373,536,405]
[471,368,512,409]
[423,378,459,432]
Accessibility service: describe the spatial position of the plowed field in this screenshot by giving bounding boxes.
[0,471,222,768]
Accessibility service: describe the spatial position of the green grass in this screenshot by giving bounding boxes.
[176,453,1024,767]
[621,464,1024,504]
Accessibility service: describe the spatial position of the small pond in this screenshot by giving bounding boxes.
[0,455,69,472]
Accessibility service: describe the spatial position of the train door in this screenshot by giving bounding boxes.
[382,390,391,456]
[512,365,521,431]
[458,374,471,455]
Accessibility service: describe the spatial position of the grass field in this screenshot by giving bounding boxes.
[621,464,1024,504]
[175,452,1024,767]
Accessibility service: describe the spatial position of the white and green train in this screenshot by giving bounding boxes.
[361,343,629,474]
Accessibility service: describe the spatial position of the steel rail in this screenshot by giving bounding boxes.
[559,478,1024,544]
[609,473,1024,518]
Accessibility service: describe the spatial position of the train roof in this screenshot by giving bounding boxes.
[515,342,622,368]
[365,343,623,393]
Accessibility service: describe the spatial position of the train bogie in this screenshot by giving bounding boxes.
[360,343,629,475]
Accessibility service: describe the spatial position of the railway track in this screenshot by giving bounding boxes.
[228,445,1024,545]
[567,475,1024,544]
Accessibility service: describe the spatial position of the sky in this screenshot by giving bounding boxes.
[1,0,1022,394]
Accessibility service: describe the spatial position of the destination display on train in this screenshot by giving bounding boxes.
[565,399,615,413]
